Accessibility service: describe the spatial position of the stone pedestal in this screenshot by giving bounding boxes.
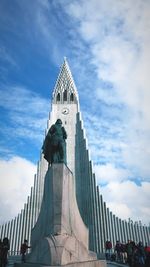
[15,164,106,267]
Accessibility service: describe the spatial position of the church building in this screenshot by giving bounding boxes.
[0,58,149,256]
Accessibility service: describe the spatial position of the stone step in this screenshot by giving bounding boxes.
[7,255,22,266]
[13,260,106,267]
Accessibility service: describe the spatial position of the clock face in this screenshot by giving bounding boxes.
[62,108,69,115]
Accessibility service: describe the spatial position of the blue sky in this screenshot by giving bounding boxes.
[0,0,150,226]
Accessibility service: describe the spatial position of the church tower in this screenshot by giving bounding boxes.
[47,57,79,176]
[0,59,149,258]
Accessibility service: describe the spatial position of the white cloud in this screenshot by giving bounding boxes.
[0,45,17,67]
[34,0,67,65]
[62,0,150,225]
[100,180,150,225]
[0,156,36,224]
[83,111,127,166]
[0,85,49,114]
[94,163,130,183]
[107,202,132,221]
[0,86,49,144]
[65,0,150,131]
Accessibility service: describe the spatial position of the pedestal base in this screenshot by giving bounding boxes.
[27,234,96,266]
[14,259,107,267]
[23,164,105,267]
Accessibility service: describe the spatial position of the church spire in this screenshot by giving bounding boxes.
[52,58,79,104]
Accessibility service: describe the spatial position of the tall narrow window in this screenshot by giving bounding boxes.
[56,93,60,102]
[70,93,74,102]
[63,90,67,101]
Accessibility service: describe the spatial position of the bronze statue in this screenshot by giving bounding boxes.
[42,119,67,165]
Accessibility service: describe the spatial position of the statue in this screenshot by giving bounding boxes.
[42,119,67,165]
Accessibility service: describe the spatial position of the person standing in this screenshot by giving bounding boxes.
[105,240,112,260]
[1,238,10,267]
[126,240,134,266]
[137,242,145,266]
[115,241,122,262]
[0,239,2,267]
[20,239,30,263]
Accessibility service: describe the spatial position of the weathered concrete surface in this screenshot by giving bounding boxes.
[22,164,102,266]
[30,164,89,247]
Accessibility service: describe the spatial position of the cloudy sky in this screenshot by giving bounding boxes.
[0,0,150,226]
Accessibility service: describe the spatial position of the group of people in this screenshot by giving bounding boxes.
[105,239,150,267]
[0,238,30,266]
[0,238,10,267]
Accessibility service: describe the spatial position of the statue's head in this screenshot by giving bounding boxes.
[56,119,62,125]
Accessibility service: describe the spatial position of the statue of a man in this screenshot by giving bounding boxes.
[42,119,67,165]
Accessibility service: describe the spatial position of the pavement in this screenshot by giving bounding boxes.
[7,255,21,266]
[107,261,128,267]
[7,256,128,267]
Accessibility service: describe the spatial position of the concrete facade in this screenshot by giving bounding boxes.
[1,59,150,257]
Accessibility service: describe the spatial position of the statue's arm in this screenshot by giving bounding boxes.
[62,127,67,139]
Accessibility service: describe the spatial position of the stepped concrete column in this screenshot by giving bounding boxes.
[15,163,106,267]
[28,163,100,266]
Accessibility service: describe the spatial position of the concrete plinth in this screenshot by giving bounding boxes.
[15,164,106,267]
